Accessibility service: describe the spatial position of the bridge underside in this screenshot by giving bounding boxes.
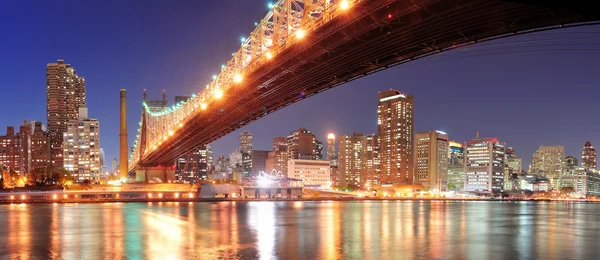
[141,0,598,166]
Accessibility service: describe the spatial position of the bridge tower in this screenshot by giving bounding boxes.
[119,89,128,179]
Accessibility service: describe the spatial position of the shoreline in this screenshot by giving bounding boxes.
[0,197,597,204]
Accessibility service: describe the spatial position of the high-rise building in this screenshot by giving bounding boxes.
[250,150,270,176]
[272,137,287,152]
[530,145,564,189]
[240,131,253,154]
[316,140,323,160]
[229,149,243,172]
[112,158,118,175]
[338,133,379,190]
[377,90,414,184]
[46,60,86,168]
[582,141,597,169]
[240,131,253,176]
[63,108,100,182]
[464,135,505,194]
[447,141,465,191]
[414,130,449,191]
[339,133,364,189]
[327,134,336,162]
[175,144,213,182]
[266,137,288,176]
[504,147,522,191]
[287,128,320,160]
[287,159,331,189]
[17,121,32,174]
[0,127,22,174]
[99,148,106,178]
[30,121,50,171]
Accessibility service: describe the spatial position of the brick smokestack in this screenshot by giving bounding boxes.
[120,89,128,178]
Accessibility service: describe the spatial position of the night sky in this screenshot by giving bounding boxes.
[1,1,600,169]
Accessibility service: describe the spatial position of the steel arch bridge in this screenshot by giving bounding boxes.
[128,0,598,173]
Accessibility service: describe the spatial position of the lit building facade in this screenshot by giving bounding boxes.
[338,133,379,190]
[30,121,50,171]
[287,159,331,189]
[414,130,448,191]
[266,137,288,176]
[287,128,320,160]
[240,131,253,176]
[0,127,22,174]
[464,137,505,194]
[250,150,269,176]
[582,141,597,169]
[530,145,564,190]
[504,147,522,191]
[46,60,86,168]
[175,144,213,182]
[63,108,100,182]
[377,90,414,184]
[559,167,600,197]
[447,141,465,191]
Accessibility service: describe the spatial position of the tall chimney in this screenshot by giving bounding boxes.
[119,89,128,179]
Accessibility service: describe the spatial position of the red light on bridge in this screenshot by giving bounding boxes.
[388,14,392,19]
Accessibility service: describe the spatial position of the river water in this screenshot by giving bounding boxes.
[0,201,599,259]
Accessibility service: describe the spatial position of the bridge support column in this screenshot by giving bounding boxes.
[135,165,176,183]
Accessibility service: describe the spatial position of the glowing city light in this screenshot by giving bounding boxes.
[265,51,273,59]
[234,74,243,83]
[240,37,246,43]
[201,103,207,110]
[340,0,350,10]
[178,123,183,128]
[148,193,153,198]
[10,195,14,200]
[212,75,217,80]
[21,195,25,200]
[214,89,223,99]
[53,194,57,200]
[327,133,335,139]
[268,2,274,9]
[168,130,174,136]
[295,29,305,39]
[174,193,179,198]
[63,194,68,199]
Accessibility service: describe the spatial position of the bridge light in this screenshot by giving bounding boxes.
[201,103,207,110]
[168,130,174,136]
[240,37,246,43]
[265,51,273,60]
[212,75,217,80]
[295,29,305,39]
[64,194,68,199]
[234,74,243,83]
[148,193,152,198]
[10,195,14,200]
[178,123,183,128]
[174,192,179,198]
[53,194,57,200]
[268,2,274,9]
[340,0,350,10]
[21,195,25,200]
[214,89,223,99]
[158,193,163,198]
[163,136,168,141]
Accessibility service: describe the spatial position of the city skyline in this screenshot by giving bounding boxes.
[1,1,600,169]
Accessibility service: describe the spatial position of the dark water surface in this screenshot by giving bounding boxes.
[1,201,599,259]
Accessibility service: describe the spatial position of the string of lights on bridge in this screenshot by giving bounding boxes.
[129,0,355,167]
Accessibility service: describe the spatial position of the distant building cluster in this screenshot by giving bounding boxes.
[0,60,106,184]
[167,87,600,198]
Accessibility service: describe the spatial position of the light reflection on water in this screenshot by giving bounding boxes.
[0,201,599,259]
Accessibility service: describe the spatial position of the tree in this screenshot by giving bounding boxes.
[560,186,575,194]
[448,183,457,191]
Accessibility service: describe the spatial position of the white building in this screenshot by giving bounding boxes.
[464,135,505,194]
[63,107,101,182]
[287,159,331,189]
[414,130,448,191]
[529,145,564,190]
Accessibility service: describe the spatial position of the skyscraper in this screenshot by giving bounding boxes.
[530,145,564,190]
[240,131,253,176]
[582,141,597,169]
[30,121,50,171]
[414,130,449,191]
[46,60,86,168]
[63,107,100,182]
[338,133,379,190]
[377,90,414,184]
[327,134,336,161]
[504,147,522,191]
[287,128,320,160]
[464,135,505,194]
[447,141,465,191]
[339,133,364,189]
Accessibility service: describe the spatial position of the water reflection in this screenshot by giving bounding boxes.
[0,201,600,259]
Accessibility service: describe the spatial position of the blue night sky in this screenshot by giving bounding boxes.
[1,1,600,169]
